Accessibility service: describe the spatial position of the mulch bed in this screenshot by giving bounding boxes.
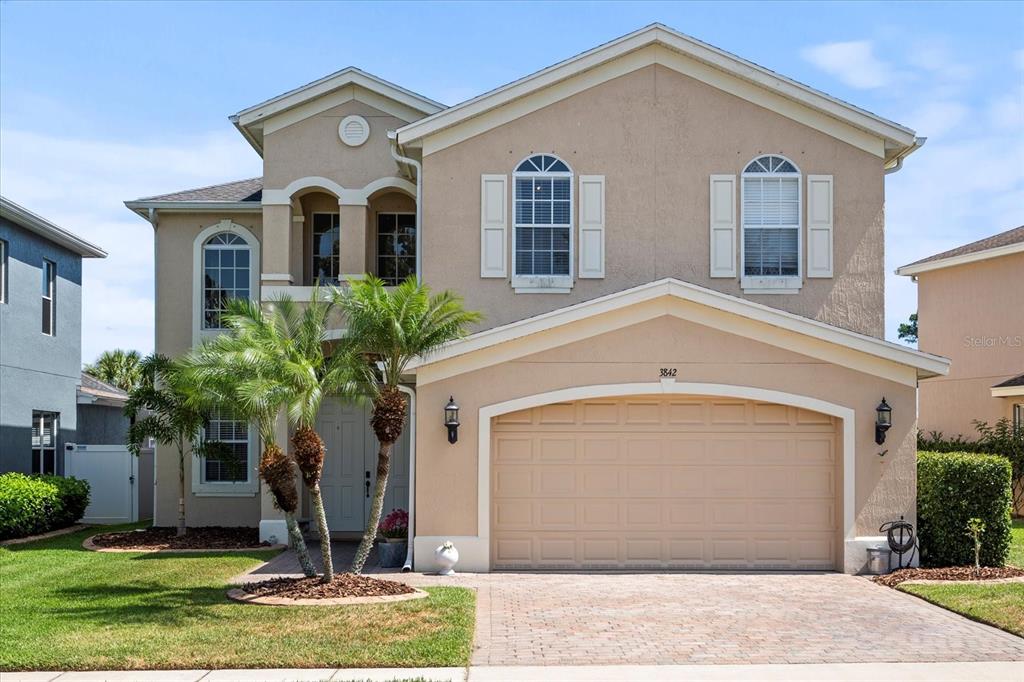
[89,526,270,551]
[874,565,1024,587]
[240,574,416,600]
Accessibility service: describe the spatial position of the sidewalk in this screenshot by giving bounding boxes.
[7,661,1024,682]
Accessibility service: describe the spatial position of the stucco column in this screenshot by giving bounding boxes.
[257,409,290,544]
[339,200,368,278]
[261,203,293,287]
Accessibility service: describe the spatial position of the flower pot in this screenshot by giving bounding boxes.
[377,539,407,568]
[434,542,459,575]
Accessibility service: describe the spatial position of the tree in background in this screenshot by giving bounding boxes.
[85,349,144,392]
[898,313,918,344]
[124,354,206,536]
[335,277,481,574]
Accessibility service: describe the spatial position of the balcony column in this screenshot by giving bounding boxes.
[261,203,293,289]
[339,197,368,280]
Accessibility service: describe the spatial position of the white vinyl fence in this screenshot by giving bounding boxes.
[64,444,139,524]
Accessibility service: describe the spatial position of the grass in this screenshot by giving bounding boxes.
[897,518,1024,638]
[0,524,475,671]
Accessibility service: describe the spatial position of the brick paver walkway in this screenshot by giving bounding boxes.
[246,545,1024,666]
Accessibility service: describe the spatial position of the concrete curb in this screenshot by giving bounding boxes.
[226,586,430,606]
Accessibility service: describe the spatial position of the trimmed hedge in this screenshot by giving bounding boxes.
[0,473,91,541]
[918,451,1012,567]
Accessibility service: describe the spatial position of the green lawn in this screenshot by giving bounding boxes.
[898,518,1024,638]
[0,525,475,671]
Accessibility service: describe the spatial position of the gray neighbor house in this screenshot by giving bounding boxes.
[0,196,107,474]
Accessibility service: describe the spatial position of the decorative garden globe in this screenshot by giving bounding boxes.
[434,541,459,575]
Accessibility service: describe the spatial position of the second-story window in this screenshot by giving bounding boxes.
[41,259,56,335]
[376,213,416,286]
[0,239,7,303]
[312,213,341,284]
[203,233,250,330]
[514,154,573,281]
[742,155,801,282]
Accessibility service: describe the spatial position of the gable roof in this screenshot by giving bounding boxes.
[230,67,446,154]
[124,178,263,218]
[408,278,950,384]
[79,372,129,406]
[396,23,921,167]
[896,225,1024,276]
[992,373,1024,398]
[0,196,107,258]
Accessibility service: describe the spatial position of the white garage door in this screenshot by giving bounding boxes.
[491,396,838,570]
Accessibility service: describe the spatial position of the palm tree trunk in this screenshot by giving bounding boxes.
[351,441,392,574]
[176,439,186,537]
[310,483,334,581]
[285,512,317,577]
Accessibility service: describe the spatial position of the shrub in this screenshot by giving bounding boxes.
[918,451,1011,567]
[0,473,91,540]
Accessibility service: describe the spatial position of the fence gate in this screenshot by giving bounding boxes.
[64,444,138,524]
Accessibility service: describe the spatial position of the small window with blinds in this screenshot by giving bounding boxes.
[512,154,573,290]
[742,155,802,289]
[203,410,250,483]
[31,411,59,474]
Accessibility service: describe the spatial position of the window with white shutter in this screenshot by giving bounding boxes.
[512,155,573,292]
[741,155,802,293]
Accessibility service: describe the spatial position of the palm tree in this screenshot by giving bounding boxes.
[124,354,205,536]
[181,292,358,580]
[86,349,144,392]
[334,276,481,574]
[179,328,317,577]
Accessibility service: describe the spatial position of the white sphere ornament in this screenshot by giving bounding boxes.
[434,540,460,576]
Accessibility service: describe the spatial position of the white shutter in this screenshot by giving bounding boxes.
[480,174,508,278]
[578,175,605,279]
[709,174,737,278]
[807,175,834,278]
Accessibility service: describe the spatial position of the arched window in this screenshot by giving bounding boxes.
[202,232,251,329]
[513,154,572,283]
[742,155,801,283]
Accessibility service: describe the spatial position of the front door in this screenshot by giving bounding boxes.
[317,397,411,533]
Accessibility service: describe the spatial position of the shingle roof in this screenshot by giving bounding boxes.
[903,226,1024,269]
[135,177,263,203]
[79,372,129,403]
[993,373,1024,389]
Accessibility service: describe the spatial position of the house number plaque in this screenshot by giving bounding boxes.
[659,368,678,378]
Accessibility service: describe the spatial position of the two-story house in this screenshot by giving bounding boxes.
[0,196,107,473]
[126,24,949,574]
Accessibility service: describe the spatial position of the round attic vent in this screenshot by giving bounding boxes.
[339,115,370,147]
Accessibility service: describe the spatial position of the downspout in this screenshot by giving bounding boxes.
[148,207,159,525]
[885,137,926,175]
[388,131,422,284]
[399,384,417,571]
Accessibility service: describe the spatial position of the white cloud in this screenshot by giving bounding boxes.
[0,127,262,362]
[800,40,894,89]
[906,100,969,137]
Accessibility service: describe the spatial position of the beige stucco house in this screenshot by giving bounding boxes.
[897,226,1023,440]
[126,24,948,574]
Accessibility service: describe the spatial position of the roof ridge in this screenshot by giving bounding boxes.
[904,225,1024,268]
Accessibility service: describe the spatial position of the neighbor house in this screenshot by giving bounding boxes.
[897,226,1023,439]
[0,197,107,474]
[126,24,949,574]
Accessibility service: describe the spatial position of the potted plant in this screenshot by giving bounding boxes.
[376,508,408,568]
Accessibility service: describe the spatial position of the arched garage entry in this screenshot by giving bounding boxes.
[479,382,855,571]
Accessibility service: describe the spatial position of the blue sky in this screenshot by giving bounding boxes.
[1,1,1021,362]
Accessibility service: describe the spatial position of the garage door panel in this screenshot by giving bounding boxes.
[492,396,838,571]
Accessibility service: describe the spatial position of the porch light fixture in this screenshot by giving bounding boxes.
[444,396,460,444]
[875,397,892,445]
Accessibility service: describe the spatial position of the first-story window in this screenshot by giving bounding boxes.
[311,213,341,284]
[31,411,59,474]
[41,259,55,335]
[202,410,250,483]
[376,213,416,286]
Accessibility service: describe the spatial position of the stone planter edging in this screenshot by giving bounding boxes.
[82,534,284,554]
[226,586,429,606]
[0,524,87,546]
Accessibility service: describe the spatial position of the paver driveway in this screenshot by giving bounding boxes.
[246,546,1024,666]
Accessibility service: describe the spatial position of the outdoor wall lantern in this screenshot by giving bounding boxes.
[875,397,892,445]
[444,396,460,444]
